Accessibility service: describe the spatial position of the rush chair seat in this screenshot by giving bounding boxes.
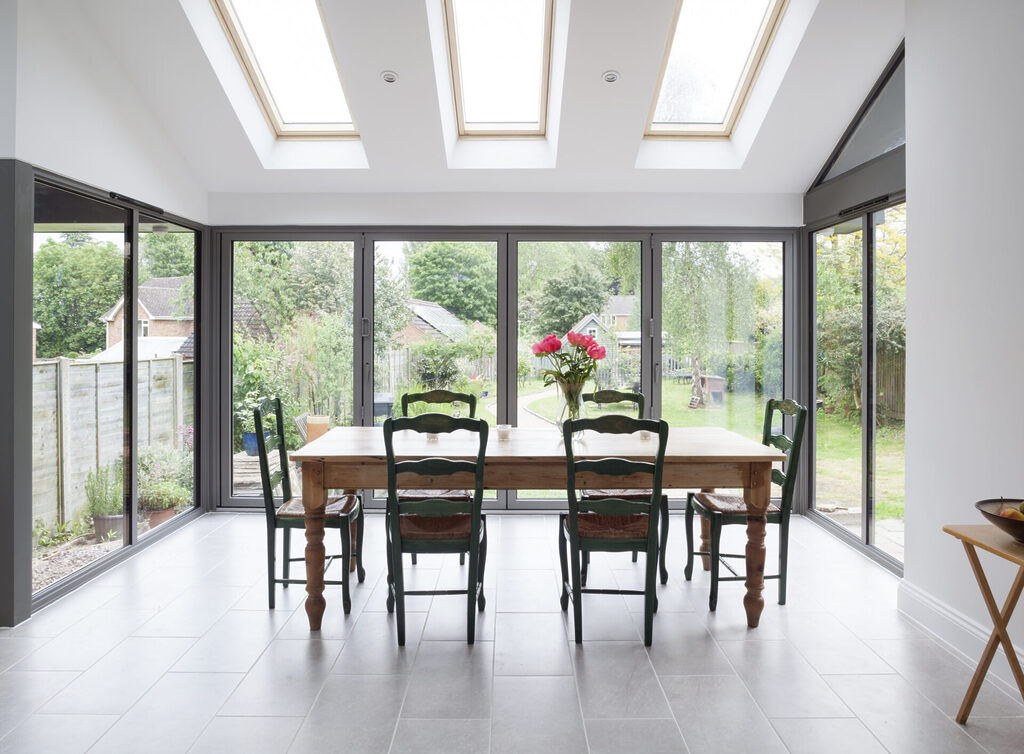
[684,398,807,611]
[579,390,670,585]
[254,397,365,614]
[384,412,489,646]
[558,415,669,647]
[400,390,478,567]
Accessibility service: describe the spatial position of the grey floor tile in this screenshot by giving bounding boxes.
[189,716,302,754]
[172,608,288,673]
[90,672,242,753]
[389,718,490,754]
[584,718,687,754]
[660,675,786,754]
[332,611,426,675]
[779,612,895,676]
[39,637,195,715]
[566,594,641,641]
[770,717,887,754]
[289,675,408,753]
[866,636,1024,717]
[13,608,155,671]
[132,585,249,638]
[572,641,670,719]
[401,641,493,719]
[0,713,117,754]
[490,676,587,754]
[496,570,560,613]
[718,639,853,718]
[218,639,343,718]
[825,673,987,753]
[494,612,571,676]
[642,612,734,676]
[0,671,80,740]
[956,715,1024,753]
[421,589,495,642]
[363,567,438,615]
[0,637,49,673]
[4,586,122,638]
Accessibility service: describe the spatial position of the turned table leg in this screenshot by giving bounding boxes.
[743,463,770,628]
[302,461,327,631]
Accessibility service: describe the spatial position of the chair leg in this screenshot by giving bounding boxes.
[558,515,569,611]
[631,550,638,563]
[282,527,290,589]
[581,550,589,587]
[684,495,695,581]
[643,539,659,647]
[340,521,352,615]
[267,527,276,610]
[569,540,584,644]
[460,552,466,566]
[391,535,406,646]
[709,513,722,612]
[355,507,366,584]
[779,514,790,606]
[411,553,417,565]
[700,516,712,572]
[477,520,488,612]
[385,518,395,614]
[659,494,670,585]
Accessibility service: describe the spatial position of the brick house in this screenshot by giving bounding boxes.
[101,276,194,348]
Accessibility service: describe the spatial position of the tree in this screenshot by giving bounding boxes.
[406,242,496,324]
[33,235,124,357]
[139,232,195,282]
[534,261,609,337]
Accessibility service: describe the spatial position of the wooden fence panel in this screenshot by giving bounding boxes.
[31,363,60,526]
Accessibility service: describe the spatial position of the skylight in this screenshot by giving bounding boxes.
[211,0,356,138]
[647,0,787,138]
[443,0,553,137]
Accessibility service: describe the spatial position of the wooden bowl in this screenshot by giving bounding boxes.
[976,498,1024,543]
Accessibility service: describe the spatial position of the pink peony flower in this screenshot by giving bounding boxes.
[586,343,606,360]
[532,334,562,355]
[566,331,584,347]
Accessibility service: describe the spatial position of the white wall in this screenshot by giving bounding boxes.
[901,0,1024,689]
[208,191,803,227]
[14,0,206,221]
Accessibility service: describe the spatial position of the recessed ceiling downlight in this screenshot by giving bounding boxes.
[380,70,399,84]
[602,70,620,83]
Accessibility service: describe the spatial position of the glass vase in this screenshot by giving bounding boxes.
[557,380,586,439]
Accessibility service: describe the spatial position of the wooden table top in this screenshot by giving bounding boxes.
[944,524,1024,567]
[290,425,786,464]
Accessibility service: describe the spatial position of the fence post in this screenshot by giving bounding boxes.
[57,357,71,526]
[173,354,184,447]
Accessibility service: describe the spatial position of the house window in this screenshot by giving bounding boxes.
[138,319,149,337]
[587,328,597,338]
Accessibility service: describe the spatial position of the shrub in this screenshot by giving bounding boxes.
[84,463,123,517]
[140,479,191,512]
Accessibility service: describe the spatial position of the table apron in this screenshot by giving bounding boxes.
[321,460,752,491]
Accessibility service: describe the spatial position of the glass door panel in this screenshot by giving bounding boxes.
[31,183,129,592]
[515,240,641,503]
[372,240,499,501]
[813,220,864,538]
[137,218,198,535]
[871,204,907,560]
[231,240,356,497]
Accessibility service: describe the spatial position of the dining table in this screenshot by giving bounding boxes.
[290,425,786,631]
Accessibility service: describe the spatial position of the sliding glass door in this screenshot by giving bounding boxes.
[812,203,906,563]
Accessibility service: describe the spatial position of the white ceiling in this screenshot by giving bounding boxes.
[66,0,904,204]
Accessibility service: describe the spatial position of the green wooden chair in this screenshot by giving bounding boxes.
[684,398,807,610]
[384,413,488,646]
[254,397,365,613]
[558,415,669,646]
[580,390,669,585]
[400,390,477,567]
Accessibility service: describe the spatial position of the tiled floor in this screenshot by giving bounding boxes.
[1,512,1022,753]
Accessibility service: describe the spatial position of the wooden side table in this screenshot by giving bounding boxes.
[942,524,1024,723]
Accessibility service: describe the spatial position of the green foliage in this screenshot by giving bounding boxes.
[534,261,609,337]
[233,335,292,445]
[33,234,124,358]
[140,232,195,282]
[137,445,193,512]
[84,463,124,517]
[281,312,353,422]
[411,341,463,388]
[33,518,92,549]
[139,479,191,512]
[407,242,497,324]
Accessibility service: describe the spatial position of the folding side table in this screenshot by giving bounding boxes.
[942,524,1024,724]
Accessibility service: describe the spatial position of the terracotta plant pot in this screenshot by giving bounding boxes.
[93,514,123,542]
[147,508,176,528]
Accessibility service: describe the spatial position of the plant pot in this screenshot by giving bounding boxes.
[242,431,270,456]
[146,507,176,528]
[93,514,123,542]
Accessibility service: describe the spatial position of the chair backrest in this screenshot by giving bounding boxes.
[563,415,669,539]
[582,389,645,419]
[294,411,310,444]
[401,390,477,418]
[760,398,808,512]
[253,397,291,521]
[384,413,488,532]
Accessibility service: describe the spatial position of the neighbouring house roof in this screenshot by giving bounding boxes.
[571,313,614,336]
[409,299,467,341]
[232,300,271,342]
[101,276,194,322]
[176,332,194,360]
[616,331,642,348]
[603,295,635,318]
[90,336,187,362]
